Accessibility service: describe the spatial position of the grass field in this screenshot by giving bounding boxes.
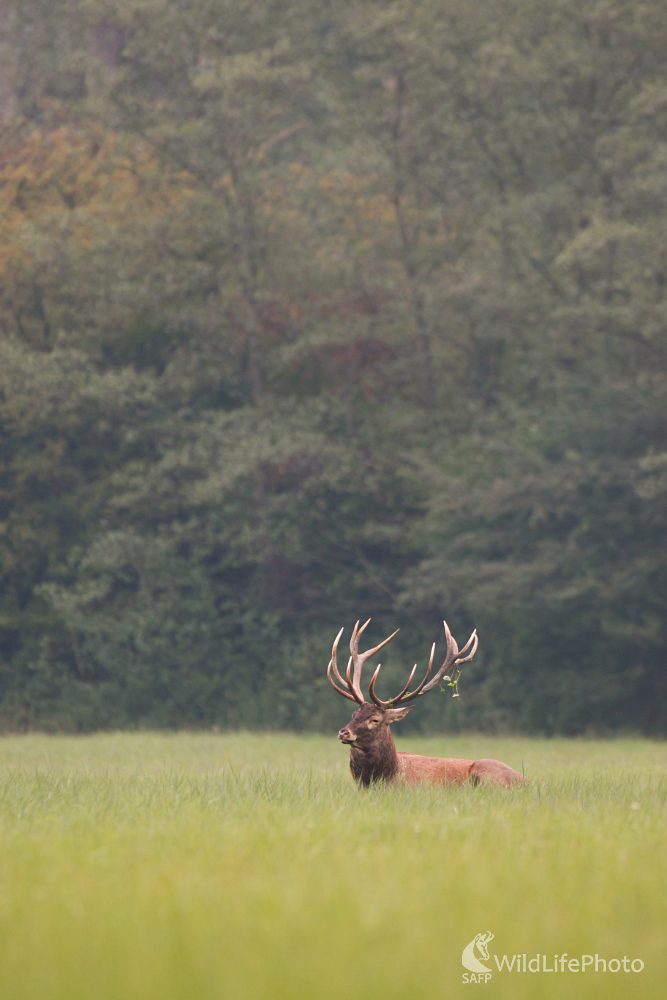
[0,732,665,1000]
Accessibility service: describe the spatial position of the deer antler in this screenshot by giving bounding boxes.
[326,620,400,704]
[327,627,355,702]
[368,621,478,709]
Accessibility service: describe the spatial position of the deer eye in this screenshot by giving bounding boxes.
[368,718,381,727]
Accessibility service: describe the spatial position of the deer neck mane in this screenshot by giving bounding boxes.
[349,726,400,786]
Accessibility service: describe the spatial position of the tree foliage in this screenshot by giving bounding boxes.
[0,0,665,733]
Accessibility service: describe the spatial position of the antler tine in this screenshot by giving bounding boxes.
[415,620,460,696]
[327,659,356,701]
[347,618,400,704]
[330,627,347,685]
[392,641,436,704]
[369,662,417,709]
[418,622,477,696]
[356,618,371,641]
[391,663,418,704]
[345,656,360,703]
[455,629,477,661]
[368,663,383,708]
[327,627,360,703]
[455,631,478,665]
[348,619,369,659]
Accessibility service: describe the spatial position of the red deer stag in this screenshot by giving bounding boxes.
[328,620,526,788]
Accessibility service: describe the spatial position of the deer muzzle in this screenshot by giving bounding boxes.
[338,727,357,744]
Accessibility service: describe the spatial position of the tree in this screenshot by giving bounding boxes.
[0,0,666,734]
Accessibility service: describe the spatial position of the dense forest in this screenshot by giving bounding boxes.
[0,0,665,734]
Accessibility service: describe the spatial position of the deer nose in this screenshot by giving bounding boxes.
[338,727,356,742]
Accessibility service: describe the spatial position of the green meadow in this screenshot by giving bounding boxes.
[0,732,665,1000]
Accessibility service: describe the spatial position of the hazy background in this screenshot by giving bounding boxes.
[0,0,665,735]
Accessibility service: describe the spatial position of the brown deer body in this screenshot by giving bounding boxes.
[328,620,526,789]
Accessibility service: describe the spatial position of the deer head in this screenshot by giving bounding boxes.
[337,701,413,748]
[328,618,478,748]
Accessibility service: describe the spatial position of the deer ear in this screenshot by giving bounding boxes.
[384,706,414,724]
